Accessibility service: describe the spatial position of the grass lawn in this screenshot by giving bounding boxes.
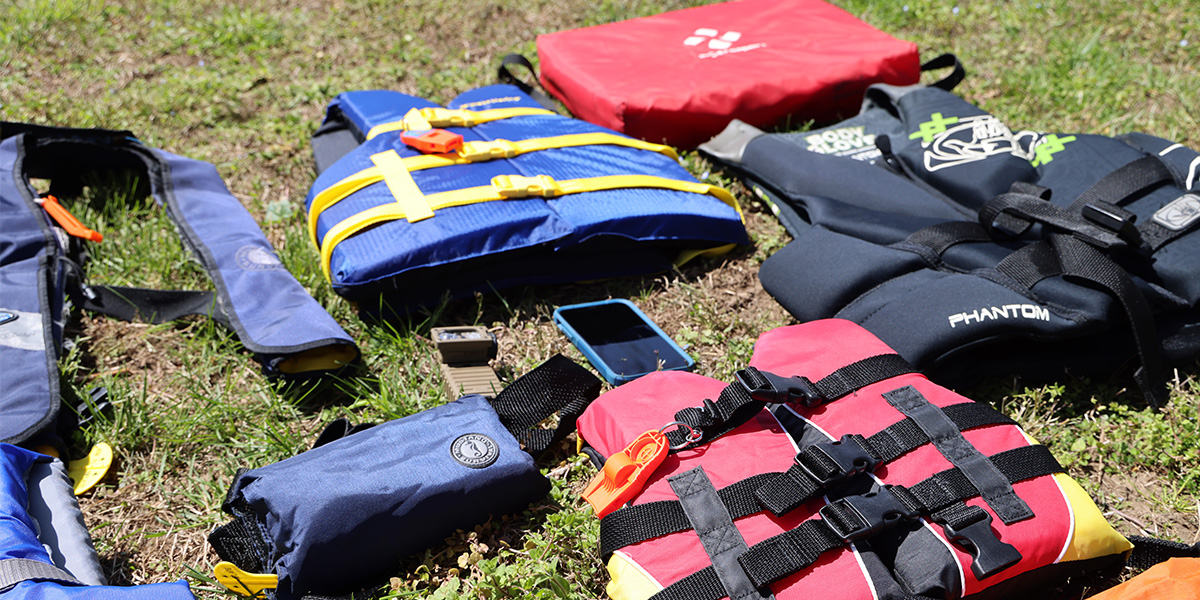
[2,0,1197,598]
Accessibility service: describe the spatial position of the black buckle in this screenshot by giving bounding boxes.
[736,367,824,406]
[1081,201,1147,253]
[819,485,920,543]
[796,434,880,485]
[942,508,1022,580]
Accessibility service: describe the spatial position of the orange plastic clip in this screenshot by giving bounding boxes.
[38,195,103,243]
[583,429,669,518]
[400,128,464,154]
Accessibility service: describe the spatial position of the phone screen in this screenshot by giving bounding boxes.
[557,302,691,377]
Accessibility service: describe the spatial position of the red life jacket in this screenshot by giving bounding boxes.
[577,319,1132,600]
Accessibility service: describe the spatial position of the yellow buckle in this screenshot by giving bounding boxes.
[419,107,474,128]
[492,175,560,199]
[460,139,520,162]
[214,561,278,597]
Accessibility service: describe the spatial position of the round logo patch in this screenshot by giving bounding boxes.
[450,433,499,469]
[235,245,284,271]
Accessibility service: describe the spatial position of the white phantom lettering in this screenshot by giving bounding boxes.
[947,304,1051,328]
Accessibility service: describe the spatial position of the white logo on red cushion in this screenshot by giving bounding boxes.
[684,28,742,50]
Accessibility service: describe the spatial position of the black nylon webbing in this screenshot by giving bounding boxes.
[208,507,273,574]
[665,354,915,452]
[602,403,1015,555]
[599,474,778,558]
[994,240,1062,289]
[980,192,1127,249]
[815,354,917,400]
[651,445,1063,599]
[81,285,222,326]
[756,402,1014,517]
[1126,535,1200,570]
[883,386,1032,524]
[1067,156,1175,212]
[488,354,602,457]
[1050,234,1168,409]
[668,467,774,600]
[903,221,993,256]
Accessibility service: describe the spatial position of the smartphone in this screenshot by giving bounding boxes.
[553,299,694,385]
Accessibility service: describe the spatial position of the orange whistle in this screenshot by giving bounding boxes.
[39,195,103,243]
[401,128,464,154]
[583,429,669,518]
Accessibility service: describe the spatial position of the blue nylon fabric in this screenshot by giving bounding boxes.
[1,444,49,565]
[3,448,196,599]
[0,137,59,444]
[226,394,549,600]
[152,149,355,355]
[307,85,747,291]
[0,580,195,599]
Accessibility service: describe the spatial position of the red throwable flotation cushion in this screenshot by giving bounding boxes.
[538,0,920,149]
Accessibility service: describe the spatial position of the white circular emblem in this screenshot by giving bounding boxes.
[235,245,283,271]
[451,433,499,468]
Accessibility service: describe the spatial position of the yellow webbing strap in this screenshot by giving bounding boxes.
[365,106,557,140]
[371,150,434,222]
[306,135,679,245]
[319,173,741,280]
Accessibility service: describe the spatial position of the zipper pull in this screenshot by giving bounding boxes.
[874,134,903,173]
[37,195,103,243]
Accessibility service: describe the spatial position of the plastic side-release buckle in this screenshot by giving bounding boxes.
[419,107,473,128]
[796,434,880,485]
[819,485,920,543]
[736,367,823,406]
[214,561,278,597]
[460,139,519,162]
[583,429,669,519]
[941,507,1022,580]
[400,128,464,154]
[1081,201,1148,253]
[36,195,103,243]
[492,174,561,199]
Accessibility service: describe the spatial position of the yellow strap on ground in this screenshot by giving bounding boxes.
[306,134,680,245]
[371,150,434,222]
[674,243,737,267]
[365,106,556,140]
[319,174,739,280]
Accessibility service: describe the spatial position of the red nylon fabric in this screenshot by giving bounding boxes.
[537,0,920,149]
[576,319,1073,599]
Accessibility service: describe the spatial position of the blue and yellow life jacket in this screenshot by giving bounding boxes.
[306,84,749,312]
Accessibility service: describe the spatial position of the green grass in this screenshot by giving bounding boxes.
[3,0,1199,598]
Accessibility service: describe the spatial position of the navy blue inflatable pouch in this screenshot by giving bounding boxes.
[0,443,197,599]
[208,355,601,600]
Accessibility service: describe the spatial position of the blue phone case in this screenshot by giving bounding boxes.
[553,299,695,385]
